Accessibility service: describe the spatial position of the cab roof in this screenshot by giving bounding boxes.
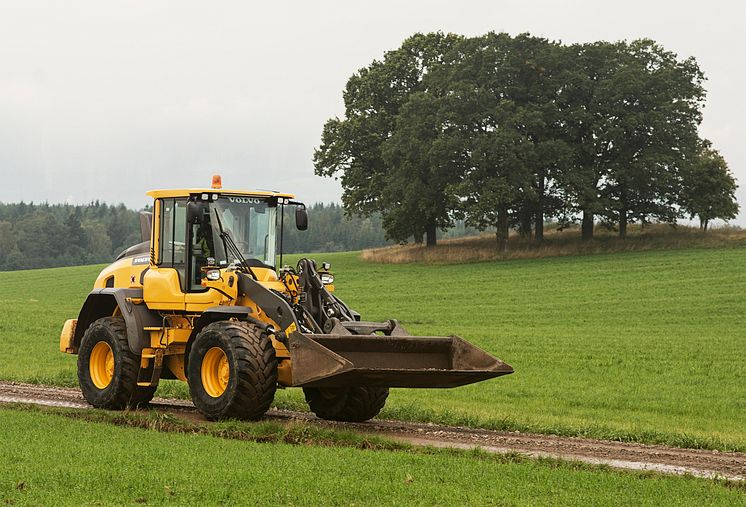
[146,188,295,200]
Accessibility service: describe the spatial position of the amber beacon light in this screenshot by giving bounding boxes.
[211,174,222,189]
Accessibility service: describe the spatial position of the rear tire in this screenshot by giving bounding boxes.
[187,320,277,420]
[77,316,156,409]
[303,386,389,422]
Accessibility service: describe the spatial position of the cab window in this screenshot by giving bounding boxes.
[188,204,218,291]
[158,198,187,289]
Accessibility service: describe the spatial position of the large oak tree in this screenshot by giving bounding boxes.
[598,40,706,237]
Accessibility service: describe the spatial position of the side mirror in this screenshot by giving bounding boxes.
[295,205,308,231]
[186,200,205,224]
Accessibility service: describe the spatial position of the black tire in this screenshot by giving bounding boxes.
[77,316,156,409]
[303,386,389,422]
[187,320,277,420]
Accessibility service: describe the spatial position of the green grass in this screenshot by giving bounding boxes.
[1,247,745,451]
[1,406,743,506]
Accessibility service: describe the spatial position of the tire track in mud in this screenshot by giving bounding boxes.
[1,381,743,481]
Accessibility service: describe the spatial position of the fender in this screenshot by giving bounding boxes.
[183,274,300,369]
[73,288,161,355]
[184,304,285,369]
[189,306,260,339]
[185,306,254,366]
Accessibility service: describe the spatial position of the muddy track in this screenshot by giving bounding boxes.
[1,381,743,481]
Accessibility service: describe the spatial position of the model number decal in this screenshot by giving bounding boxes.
[132,256,150,265]
[228,197,263,204]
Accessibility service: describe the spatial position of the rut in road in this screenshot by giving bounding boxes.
[0,381,743,482]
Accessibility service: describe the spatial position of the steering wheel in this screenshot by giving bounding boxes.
[235,240,251,254]
[223,229,251,255]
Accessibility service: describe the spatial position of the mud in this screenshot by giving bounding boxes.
[1,381,743,481]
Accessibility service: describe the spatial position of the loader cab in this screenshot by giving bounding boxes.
[143,185,302,310]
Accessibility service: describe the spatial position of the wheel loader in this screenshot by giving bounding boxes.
[59,177,513,422]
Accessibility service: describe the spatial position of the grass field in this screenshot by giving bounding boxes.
[1,406,743,506]
[1,246,744,451]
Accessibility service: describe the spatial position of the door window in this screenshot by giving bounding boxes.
[158,198,187,289]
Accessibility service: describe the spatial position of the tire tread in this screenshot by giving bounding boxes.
[188,321,277,420]
[304,386,388,422]
[77,316,156,409]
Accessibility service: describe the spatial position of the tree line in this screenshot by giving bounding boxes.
[0,201,482,271]
[314,32,740,251]
[0,201,142,271]
[279,202,481,255]
[281,203,388,254]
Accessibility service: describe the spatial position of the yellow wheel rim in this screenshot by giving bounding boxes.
[201,347,230,398]
[90,341,114,389]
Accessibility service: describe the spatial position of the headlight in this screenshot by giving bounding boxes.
[205,269,221,281]
[320,273,334,285]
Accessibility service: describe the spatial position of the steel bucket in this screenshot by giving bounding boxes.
[286,320,513,388]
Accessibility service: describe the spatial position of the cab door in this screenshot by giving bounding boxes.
[143,198,187,311]
[183,200,223,312]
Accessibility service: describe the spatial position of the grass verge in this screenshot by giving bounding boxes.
[5,402,409,452]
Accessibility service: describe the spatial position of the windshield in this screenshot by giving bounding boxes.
[197,196,277,269]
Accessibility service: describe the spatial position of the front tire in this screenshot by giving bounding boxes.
[187,320,277,420]
[77,316,156,409]
[303,386,389,422]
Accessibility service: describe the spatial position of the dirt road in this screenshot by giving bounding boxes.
[1,381,743,481]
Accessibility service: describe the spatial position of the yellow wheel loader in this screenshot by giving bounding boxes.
[60,177,513,421]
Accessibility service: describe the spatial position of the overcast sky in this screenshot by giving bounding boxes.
[1,1,744,224]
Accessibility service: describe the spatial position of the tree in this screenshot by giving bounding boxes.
[14,211,66,268]
[499,34,572,241]
[0,221,15,266]
[418,32,572,251]
[64,207,87,261]
[680,144,739,230]
[556,41,628,240]
[314,32,464,246]
[444,33,536,252]
[381,91,464,245]
[455,109,534,253]
[556,40,706,239]
[83,221,113,261]
[597,40,706,237]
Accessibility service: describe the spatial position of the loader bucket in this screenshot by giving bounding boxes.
[286,326,513,389]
